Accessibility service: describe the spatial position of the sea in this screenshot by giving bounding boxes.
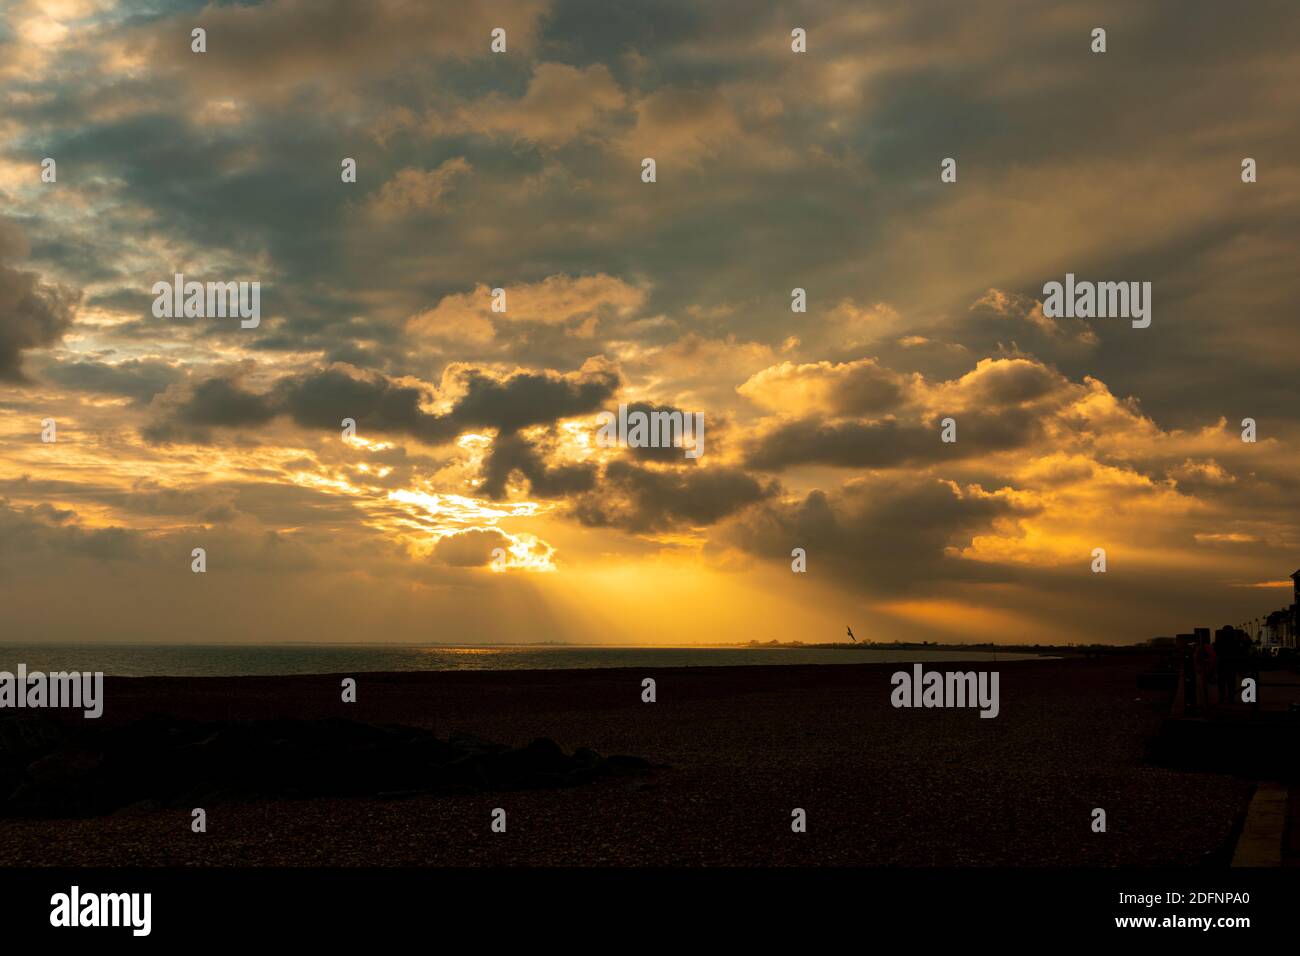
[0,644,1042,678]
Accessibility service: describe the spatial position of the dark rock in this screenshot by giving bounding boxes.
[0,716,654,818]
[483,737,571,788]
[0,715,63,761]
[10,749,104,813]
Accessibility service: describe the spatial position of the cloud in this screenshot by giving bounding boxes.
[742,357,1068,471]
[41,357,183,401]
[440,62,626,146]
[129,0,549,106]
[927,357,1065,412]
[622,87,744,166]
[273,366,453,443]
[367,157,472,218]
[963,288,1100,358]
[746,418,955,471]
[407,274,646,345]
[478,431,597,500]
[738,358,909,416]
[573,460,777,533]
[142,362,622,446]
[0,499,144,565]
[5,0,1300,645]
[0,220,78,382]
[722,476,1031,594]
[142,373,277,443]
[612,401,710,463]
[443,363,621,435]
[432,526,510,566]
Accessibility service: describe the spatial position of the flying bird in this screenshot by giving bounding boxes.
[846,626,856,643]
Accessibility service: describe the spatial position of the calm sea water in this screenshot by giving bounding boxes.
[0,644,1042,678]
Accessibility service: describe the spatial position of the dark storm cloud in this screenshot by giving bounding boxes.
[744,409,1040,472]
[723,477,1031,593]
[616,402,709,463]
[449,367,620,433]
[177,376,277,426]
[746,419,933,471]
[140,374,277,444]
[479,432,597,500]
[274,367,453,442]
[142,364,620,445]
[0,222,79,383]
[275,364,620,442]
[573,460,777,533]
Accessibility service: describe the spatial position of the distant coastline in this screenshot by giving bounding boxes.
[0,642,1054,679]
[0,638,1139,650]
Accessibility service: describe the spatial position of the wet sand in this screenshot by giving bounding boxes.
[0,654,1255,866]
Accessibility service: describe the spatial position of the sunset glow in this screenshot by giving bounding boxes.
[1,0,1297,646]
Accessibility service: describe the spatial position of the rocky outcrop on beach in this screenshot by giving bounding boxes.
[0,714,652,818]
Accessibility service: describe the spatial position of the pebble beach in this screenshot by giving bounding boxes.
[0,655,1255,866]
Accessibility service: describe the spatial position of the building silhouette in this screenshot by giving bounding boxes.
[1258,570,1299,649]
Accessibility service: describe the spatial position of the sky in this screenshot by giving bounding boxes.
[1,0,1298,645]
